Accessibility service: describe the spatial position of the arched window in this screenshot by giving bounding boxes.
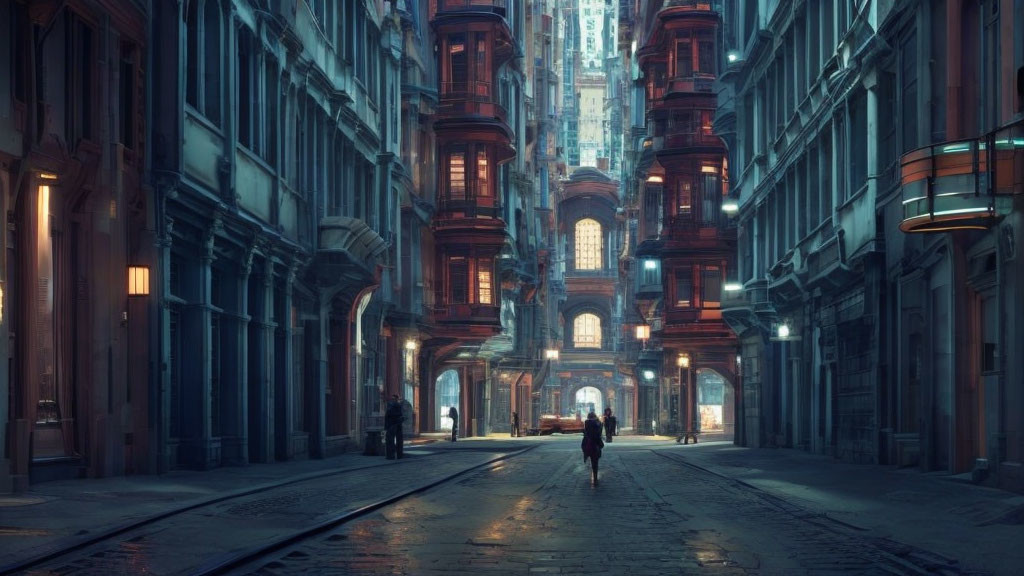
[575,218,602,270]
[573,313,602,349]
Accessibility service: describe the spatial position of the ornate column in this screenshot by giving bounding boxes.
[190,215,221,469]
[221,239,254,465]
[274,259,297,460]
[248,250,275,463]
[154,186,176,474]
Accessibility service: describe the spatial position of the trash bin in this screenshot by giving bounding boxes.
[363,429,382,456]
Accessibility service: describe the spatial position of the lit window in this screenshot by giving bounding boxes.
[575,218,602,269]
[476,150,489,196]
[573,313,602,348]
[449,152,465,200]
[477,258,493,304]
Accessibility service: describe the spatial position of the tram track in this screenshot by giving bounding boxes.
[192,445,537,575]
[2,444,536,576]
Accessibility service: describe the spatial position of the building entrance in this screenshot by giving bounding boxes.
[574,386,603,418]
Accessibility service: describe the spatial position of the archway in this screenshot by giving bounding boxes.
[573,386,604,419]
[435,369,460,431]
[696,369,732,434]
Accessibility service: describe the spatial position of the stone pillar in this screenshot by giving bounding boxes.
[309,296,328,458]
[155,210,174,473]
[274,262,296,461]
[250,256,275,463]
[221,243,253,465]
[187,217,221,469]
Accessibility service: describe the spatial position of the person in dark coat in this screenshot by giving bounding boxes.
[448,405,459,442]
[581,410,605,483]
[511,411,520,437]
[602,407,616,443]
[384,394,405,459]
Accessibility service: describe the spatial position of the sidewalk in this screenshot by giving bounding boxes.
[0,436,447,570]
[673,441,1024,576]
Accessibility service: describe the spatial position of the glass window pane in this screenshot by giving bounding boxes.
[675,267,692,307]
[477,258,492,304]
[575,218,602,269]
[573,313,602,348]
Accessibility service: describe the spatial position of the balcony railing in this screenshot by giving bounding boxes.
[667,73,716,95]
[649,73,715,101]
[436,196,501,220]
[439,81,508,122]
[899,119,1023,233]
[433,303,501,323]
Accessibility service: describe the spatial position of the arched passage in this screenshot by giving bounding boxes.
[435,369,460,431]
[696,368,733,434]
[573,386,604,418]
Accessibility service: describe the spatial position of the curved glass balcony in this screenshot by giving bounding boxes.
[900,120,1023,233]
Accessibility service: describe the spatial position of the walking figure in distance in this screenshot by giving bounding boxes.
[511,411,520,437]
[581,410,605,483]
[448,405,459,442]
[384,394,404,459]
[602,407,616,443]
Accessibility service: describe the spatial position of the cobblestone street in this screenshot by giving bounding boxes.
[237,437,1023,576]
[4,436,1022,575]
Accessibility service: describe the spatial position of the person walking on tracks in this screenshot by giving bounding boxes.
[602,407,616,443]
[385,394,405,459]
[511,411,520,437]
[448,405,459,442]
[581,410,605,484]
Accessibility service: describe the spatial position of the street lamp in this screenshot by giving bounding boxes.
[544,348,559,360]
[676,352,697,444]
[777,323,791,339]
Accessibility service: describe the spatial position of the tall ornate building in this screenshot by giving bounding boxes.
[149,1,402,470]
[719,0,1024,490]
[0,0,149,489]
[415,0,527,439]
[549,168,631,425]
[622,0,739,438]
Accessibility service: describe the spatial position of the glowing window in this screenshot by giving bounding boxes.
[477,258,493,304]
[575,218,602,269]
[476,150,490,196]
[449,152,465,200]
[573,313,602,349]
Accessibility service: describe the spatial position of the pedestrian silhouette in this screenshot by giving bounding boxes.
[581,410,605,483]
[384,394,404,459]
[603,407,616,443]
[448,405,459,442]
[511,411,520,437]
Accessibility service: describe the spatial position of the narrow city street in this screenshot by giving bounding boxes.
[4,436,1021,576]
[240,438,1022,576]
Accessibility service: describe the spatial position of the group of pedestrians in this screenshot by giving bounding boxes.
[385,396,621,485]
